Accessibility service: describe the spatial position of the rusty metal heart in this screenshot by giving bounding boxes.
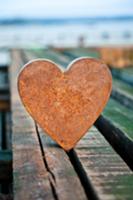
[18,58,112,151]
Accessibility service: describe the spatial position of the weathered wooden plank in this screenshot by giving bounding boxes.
[23,49,88,200]
[120,67,133,76]
[111,78,133,109]
[37,126,87,200]
[10,49,55,200]
[61,48,100,60]
[31,48,68,66]
[103,98,133,140]
[95,115,133,170]
[75,127,133,200]
[113,78,133,97]
[111,69,133,86]
[111,88,133,110]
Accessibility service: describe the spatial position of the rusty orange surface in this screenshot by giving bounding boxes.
[18,58,112,151]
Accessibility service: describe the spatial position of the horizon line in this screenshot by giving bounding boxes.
[0,14,133,20]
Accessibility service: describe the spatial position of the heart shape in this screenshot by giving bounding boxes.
[18,58,112,151]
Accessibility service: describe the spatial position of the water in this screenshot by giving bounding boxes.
[0,20,133,48]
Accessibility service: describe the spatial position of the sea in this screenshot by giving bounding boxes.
[0,18,133,48]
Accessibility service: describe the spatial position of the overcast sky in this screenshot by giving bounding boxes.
[0,0,133,18]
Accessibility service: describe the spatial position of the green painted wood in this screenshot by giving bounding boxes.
[111,69,133,86]
[62,48,100,59]
[121,67,133,76]
[113,78,133,97]
[112,67,133,76]
[31,49,68,66]
[103,98,133,139]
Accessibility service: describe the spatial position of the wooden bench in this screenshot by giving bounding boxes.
[8,48,133,199]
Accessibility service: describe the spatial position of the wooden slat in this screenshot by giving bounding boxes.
[111,69,133,86]
[37,126,87,200]
[95,115,133,170]
[103,98,133,140]
[10,50,55,200]
[111,88,133,110]
[75,127,133,200]
[112,78,133,109]
[60,48,100,60]
[113,78,133,97]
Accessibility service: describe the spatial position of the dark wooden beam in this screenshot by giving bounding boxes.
[94,115,133,171]
[0,151,12,182]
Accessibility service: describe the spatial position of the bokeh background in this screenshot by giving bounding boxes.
[0,0,133,48]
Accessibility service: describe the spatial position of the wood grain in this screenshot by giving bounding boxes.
[10,50,54,200]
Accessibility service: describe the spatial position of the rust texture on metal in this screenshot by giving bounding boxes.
[18,58,112,150]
